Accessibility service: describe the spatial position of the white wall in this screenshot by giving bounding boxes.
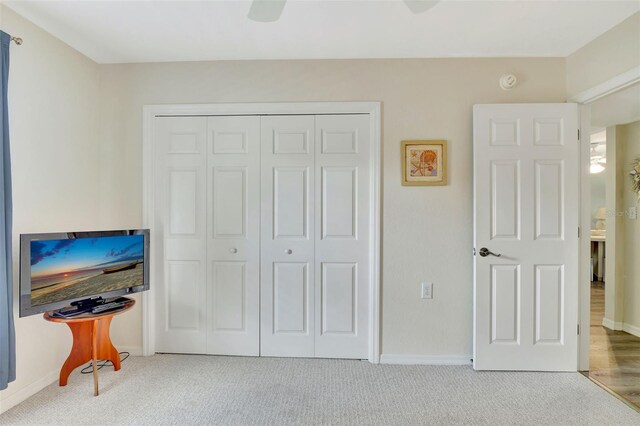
[619,121,640,334]
[0,6,102,412]
[97,58,566,357]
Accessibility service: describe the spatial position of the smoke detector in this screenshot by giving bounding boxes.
[499,74,518,90]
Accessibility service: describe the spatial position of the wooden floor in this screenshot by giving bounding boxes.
[588,282,640,409]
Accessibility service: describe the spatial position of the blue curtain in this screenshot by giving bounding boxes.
[0,31,15,391]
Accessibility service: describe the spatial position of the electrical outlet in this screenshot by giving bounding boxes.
[421,282,433,299]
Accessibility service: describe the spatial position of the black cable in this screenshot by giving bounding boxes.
[80,352,130,374]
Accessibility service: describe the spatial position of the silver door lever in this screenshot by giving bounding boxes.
[479,247,501,257]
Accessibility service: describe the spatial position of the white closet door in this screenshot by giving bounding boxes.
[155,117,207,353]
[314,115,370,359]
[260,116,316,357]
[206,116,261,356]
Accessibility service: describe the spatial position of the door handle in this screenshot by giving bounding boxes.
[229,248,238,254]
[479,247,501,257]
[285,249,293,255]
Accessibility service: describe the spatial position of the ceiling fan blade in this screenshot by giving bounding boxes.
[248,0,287,22]
[403,0,440,14]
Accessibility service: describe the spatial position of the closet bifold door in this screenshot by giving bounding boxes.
[206,116,261,356]
[260,115,316,357]
[315,115,370,359]
[155,117,208,354]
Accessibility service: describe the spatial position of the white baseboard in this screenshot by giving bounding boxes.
[0,369,58,415]
[380,354,472,365]
[118,346,143,357]
[601,318,640,338]
[602,318,623,330]
[623,323,640,338]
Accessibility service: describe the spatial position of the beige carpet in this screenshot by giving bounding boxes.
[1,354,639,425]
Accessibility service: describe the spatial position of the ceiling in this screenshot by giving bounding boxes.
[4,1,639,64]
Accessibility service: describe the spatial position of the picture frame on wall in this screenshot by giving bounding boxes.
[401,140,448,186]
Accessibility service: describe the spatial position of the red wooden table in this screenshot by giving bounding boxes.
[43,298,134,396]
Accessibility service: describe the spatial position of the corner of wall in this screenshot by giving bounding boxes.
[566,12,640,99]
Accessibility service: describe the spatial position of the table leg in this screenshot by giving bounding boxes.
[59,316,120,389]
[92,320,99,396]
[597,241,605,282]
[59,321,93,386]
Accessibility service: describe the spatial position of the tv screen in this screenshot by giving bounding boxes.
[19,229,149,317]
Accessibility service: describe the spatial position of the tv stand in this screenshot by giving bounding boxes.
[43,298,135,396]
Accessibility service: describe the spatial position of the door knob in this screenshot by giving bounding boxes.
[229,248,238,254]
[285,249,293,255]
[479,247,501,257]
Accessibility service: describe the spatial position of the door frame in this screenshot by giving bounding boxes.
[141,102,382,363]
[570,66,640,371]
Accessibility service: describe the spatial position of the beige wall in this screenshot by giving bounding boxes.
[591,170,606,227]
[97,58,566,356]
[619,121,640,332]
[604,126,626,325]
[0,6,101,412]
[566,12,640,99]
[604,121,640,335]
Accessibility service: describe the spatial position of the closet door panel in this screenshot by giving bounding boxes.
[207,116,260,356]
[315,115,370,359]
[155,117,207,354]
[273,167,309,239]
[261,115,315,357]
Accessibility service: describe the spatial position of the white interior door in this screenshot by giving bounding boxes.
[314,115,370,359]
[155,116,207,353]
[260,116,316,357]
[473,103,579,371]
[206,116,260,356]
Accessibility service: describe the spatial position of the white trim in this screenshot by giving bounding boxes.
[380,354,472,366]
[601,320,640,338]
[602,318,624,331]
[143,102,381,117]
[574,69,640,371]
[623,323,640,338]
[569,66,640,104]
[142,102,382,363]
[578,104,591,372]
[142,105,156,356]
[0,369,58,414]
[368,102,382,364]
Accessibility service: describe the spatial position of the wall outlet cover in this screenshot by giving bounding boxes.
[421,282,433,299]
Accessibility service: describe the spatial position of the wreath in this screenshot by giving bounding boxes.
[631,157,640,201]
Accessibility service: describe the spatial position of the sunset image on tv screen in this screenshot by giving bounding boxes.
[30,235,144,306]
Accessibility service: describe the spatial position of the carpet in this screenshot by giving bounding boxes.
[1,355,638,425]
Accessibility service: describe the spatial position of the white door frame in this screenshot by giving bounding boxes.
[570,66,640,371]
[141,102,382,363]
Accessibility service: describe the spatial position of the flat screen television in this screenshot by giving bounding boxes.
[19,229,150,317]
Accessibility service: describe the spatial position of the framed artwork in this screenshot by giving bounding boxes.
[401,140,448,186]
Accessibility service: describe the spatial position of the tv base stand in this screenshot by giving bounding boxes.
[43,298,135,396]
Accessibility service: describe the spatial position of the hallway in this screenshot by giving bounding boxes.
[588,283,640,409]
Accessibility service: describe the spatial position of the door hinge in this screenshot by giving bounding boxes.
[577,324,580,335]
[578,227,581,238]
[578,129,580,141]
